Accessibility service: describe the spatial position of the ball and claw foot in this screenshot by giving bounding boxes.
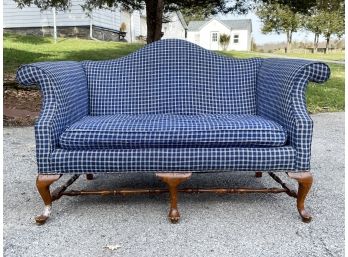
[35,205,52,225]
[156,172,192,224]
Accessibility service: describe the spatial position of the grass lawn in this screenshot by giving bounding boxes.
[220,51,345,113]
[272,50,345,61]
[220,50,345,62]
[306,63,345,113]
[4,33,344,113]
[4,33,144,75]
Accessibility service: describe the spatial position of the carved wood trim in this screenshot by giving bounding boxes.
[35,174,61,224]
[255,172,262,178]
[156,173,192,223]
[33,172,313,224]
[287,172,313,223]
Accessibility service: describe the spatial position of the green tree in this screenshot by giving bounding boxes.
[335,39,345,49]
[303,0,344,53]
[14,0,253,43]
[319,8,345,53]
[303,10,323,53]
[256,3,301,52]
[251,37,257,51]
[276,0,343,14]
[14,0,325,44]
[180,5,214,24]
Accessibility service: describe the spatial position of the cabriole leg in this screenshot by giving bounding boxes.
[35,174,61,225]
[86,174,94,180]
[287,172,313,223]
[156,173,192,223]
[255,172,262,178]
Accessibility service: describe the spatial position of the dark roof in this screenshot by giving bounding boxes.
[188,19,252,32]
[187,20,208,31]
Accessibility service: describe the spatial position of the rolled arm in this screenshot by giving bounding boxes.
[16,61,89,172]
[257,58,330,170]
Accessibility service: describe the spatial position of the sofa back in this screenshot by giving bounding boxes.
[83,39,262,115]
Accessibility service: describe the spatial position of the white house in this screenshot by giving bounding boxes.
[162,11,187,40]
[187,18,252,51]
[3,0,187,42]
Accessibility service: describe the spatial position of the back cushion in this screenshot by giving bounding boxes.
[83,39,262,115]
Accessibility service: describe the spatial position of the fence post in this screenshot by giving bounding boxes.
[52,7,57,43]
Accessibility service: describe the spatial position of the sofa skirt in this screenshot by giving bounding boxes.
[46,147,296,174]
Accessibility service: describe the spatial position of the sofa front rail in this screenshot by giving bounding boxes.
[35,172,313,225]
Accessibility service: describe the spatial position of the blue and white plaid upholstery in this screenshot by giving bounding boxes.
[16,39,330,174]
[83,39,262,115]
[16,61,88,172]
[50,147,296,173]
[257,59,330,170]
[59,114,287,149]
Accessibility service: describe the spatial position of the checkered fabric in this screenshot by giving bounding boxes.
[59,114,288,150]
[83,39,262,115]
[257,59,330,170]
[15,39,330,174]
[50,147,296,173]
[16,62,89,172]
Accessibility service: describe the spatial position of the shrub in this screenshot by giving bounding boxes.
[219,34,230,51]
[120,22,127,32]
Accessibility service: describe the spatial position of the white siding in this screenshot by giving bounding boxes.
[4,0,52,28]
[119,11,141,42]
[187,19,226,50]
[162,12,186,40]
[228,29,250,51]
[187,19,251,51]
[132,11,141,39]
[4,0,122,29]
[4,0,187,42]
[4,0,90,28]
[53,0,89,26]
[140,16,147,37]
[92,8,121,30]
[187,32,201,45]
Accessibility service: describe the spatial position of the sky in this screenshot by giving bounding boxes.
[218,12,323,45]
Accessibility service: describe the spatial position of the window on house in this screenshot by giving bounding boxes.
[212,32,218,42]
[233,34,239,43]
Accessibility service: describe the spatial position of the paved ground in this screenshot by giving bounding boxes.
[4,112,344,257]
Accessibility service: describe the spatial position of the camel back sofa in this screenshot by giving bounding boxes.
[16,39,330,224]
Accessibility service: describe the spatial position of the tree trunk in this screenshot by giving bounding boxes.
[313,33,319,53]
[325,36,330,54]
[145,0,164,44]
[286,31,292,53]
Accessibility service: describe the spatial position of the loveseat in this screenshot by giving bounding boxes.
[16,39,330,224]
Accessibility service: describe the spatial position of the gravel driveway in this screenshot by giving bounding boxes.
[3,112,344,257]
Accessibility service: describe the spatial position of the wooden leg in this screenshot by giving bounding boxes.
[35,174,61,225]
[156,173,192,223]
[255,172,262,178]
[287,172,313,223]
[86,174,94,180]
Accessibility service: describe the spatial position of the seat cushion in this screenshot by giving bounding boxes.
[59,114,288,150]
